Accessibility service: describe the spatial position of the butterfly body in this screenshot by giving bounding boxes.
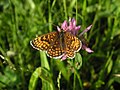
[30,30,82,59]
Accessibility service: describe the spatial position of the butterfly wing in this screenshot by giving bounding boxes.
[30,32,58,51]
[30,31,65,59]
[64,32,82,59]
[46,38,64,59]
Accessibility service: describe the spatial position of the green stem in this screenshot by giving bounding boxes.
[63,0,67,19]
[73,73,76,90]
[48,0,52,32]
[76,0,78,21]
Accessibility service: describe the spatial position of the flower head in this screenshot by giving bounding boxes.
[57,18,93,60]
[60,18,81,35]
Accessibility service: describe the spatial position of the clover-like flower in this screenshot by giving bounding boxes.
[57,18,93,60]
[61,18,81,35]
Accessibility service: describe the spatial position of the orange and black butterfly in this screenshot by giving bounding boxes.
[30,30,82,59]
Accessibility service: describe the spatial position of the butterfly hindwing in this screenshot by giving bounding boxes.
[46,37,64,59]
[64,32,82,59]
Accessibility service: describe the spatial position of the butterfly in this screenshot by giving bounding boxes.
[30,30,82,59]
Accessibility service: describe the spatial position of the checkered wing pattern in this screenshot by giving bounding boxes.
[46,38,64,59]
[64,32,82,59]
[30,32,64,58]
[30,32,58,51]
[30,31,82,59]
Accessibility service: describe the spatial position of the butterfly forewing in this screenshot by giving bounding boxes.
[64,32,82,59]
[30,32,58,51]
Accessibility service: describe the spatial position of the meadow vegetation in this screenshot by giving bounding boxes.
[0,0,120,90]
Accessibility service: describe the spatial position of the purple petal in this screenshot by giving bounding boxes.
[61,20,68,31]
[57,26,61,32]
[74,26,81,35]
[75,26,81,31]
[69,18,76,27]
[79,25,92,37]
[69,18,76,30]
[72,18,76,27]
[61,54,67,61]
[82,45,94,53]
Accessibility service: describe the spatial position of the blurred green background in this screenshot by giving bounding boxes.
[0,0,120,90]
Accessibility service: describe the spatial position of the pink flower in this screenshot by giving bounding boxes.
[82,45,94,53]
[61,18,81,35]
[57,18,93,60]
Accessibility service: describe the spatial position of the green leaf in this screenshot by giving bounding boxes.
[29,68,39,90]
[75,53,82,70]
[55,60,70,81]
[40,51,50,70]
[29,67,54,90]
[0,66,19,89]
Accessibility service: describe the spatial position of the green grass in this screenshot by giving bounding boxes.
[0,0,120,90]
